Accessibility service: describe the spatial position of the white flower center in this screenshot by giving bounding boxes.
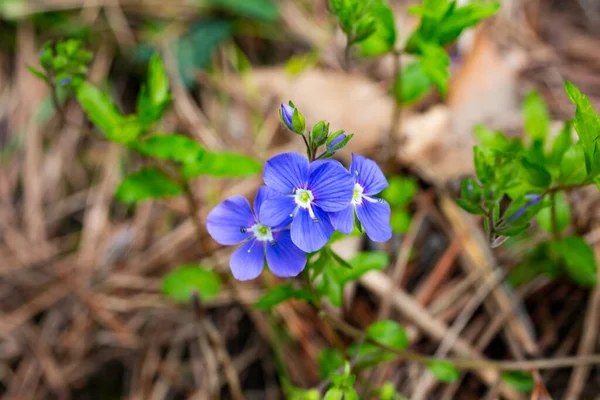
[249,223,273,242]
[294,189,314,208]
[351,183,364,205]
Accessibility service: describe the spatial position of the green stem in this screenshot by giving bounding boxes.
[550,191,560,240]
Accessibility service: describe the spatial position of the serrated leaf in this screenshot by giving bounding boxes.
[428,361,460,383]
[134,133,205,164]
[536,192,571,234]
[501,371,534,393]
[551,236,597,286]
[253,284,314,310]
[115,167,182,203]
[523,91,550,142]
[182,151,261,178]
[75,82,124,139]
[162,264,221,303]
[393,61,433,105]
[434,2,501,45]
[564,81,600,165]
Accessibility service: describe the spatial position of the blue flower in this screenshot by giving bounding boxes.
[327,133,346,151]
[57,77,72,86]
[281,103,294,130]
[259,152,354,252]
[506,194,542,223]
[206,186,306,281]
[329,154,392,242]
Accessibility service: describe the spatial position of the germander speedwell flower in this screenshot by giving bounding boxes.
[206,186,306,280]
[259,152,354,253]
[330,154,392,242]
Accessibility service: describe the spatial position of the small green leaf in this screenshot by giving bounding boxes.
[390,210,412,233]
[115,167,182,203]
[393,61,433,104]
[456,199,484,215]
[253,284,314,310]
[147,53,170,106]
[110,115,144,143]
[536,192,571,234]
[182,151,261,178]
[336,251,389,285]
[521,158,551,188]
[26,64,48,82]
[357,0,396,57]
[76,82,124,139]
[419,43,450,96]
[559,144,587,185]
[434,2,501,45]
[324,388,344,400]
[551,236,597,287]
[162,264,221,303]
[523,91,550,142]
[501,371,534,393]
[383,177,418,207]
[428,360,460,383]
[366,320,409,350]
[564,81,600,160]
[134,133,205,164]
[318,348,345,379]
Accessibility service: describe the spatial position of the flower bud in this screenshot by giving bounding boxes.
[279,102,305,134]
[310,121,328,147]
[326,130,353,153]
[280,103,294,130]
[507,194,542,223]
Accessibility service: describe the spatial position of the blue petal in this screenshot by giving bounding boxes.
[254,186,284,216]
[308,160,353,212]
[206,196,255,245]
[259,196,296,228]
[264,153,309,194]
[291,207,334,252]
[355,199,392,242]
[266,230,306,277]
[281,103,294,129]
[329,205,354,234]
[350,154,388,195]
[230,239,265,280]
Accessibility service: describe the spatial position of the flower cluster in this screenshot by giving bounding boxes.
[207,103,392,280]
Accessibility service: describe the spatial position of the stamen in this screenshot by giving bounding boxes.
[240,227,247,233]
[290,205,300,218]
[269,240,277,246]
[363,195,381,204]
[307,205,319,222]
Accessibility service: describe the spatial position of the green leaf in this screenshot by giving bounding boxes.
[173,20,233,87]
[435,2,501,46]
[383,177,418,207]
[324,388,344,400]
[336,252,389,285]
[523,91,550,142]
[318,348,345,379]
[551,236,597,287]
[549,121,572,166]
[161,264,221,303]
[521,158,551,188]
[456,199,484,215]
[253,284,314,310]
[501,371,534,393]
[147,53,170,107]
[559,144,587,185]
[182,151,261,178]
[207,0,279,22]
[390,210,412,233]
[564,81,600,167]
[419,43,450,96]
[393,61,433,105]
[134,134,205,164]
[357,0,396,57]
[366,320,409,350]
[75,82,124,139]
[115,167,182,203]
[110,115,144,144]
[428,360,460,383]
[536,192,571,234]
[26,64,48,82]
